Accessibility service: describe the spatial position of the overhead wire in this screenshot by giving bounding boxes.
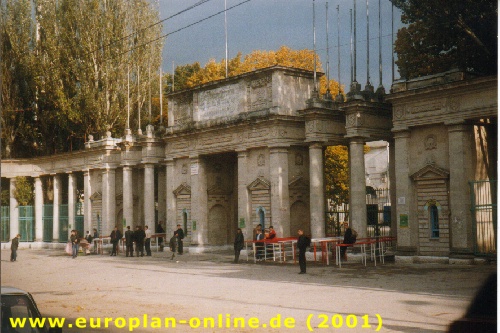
[84,0,214,57]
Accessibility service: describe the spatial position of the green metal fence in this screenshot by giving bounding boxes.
[325,189,392,237]
[19,206,34,242]
[1,206,10,242]
[59,204,69,242]
[42,204,53,242]
[470,180,497,256]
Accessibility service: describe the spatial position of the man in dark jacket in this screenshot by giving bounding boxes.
[10,234,20,262]
[297,229,309,274]
[233,228,244,264]
[134,226,146,257]
[110,226,122,256]
[124,226,134,257]
[340,224,357,261]
[174,224,185,255]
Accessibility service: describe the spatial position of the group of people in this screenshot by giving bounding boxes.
[11,220,356,273]
[241,222,357,274]
[113,222,184,259]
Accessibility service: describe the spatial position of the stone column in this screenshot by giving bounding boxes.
[309,143,326,238]
[52,174,61,242]
[388,140,397,237]
[68,173,76,241]
[122,166,134,227]
[349,138,367,238]
[165,159,176,233]
[34,177,43,242]
[190,156,208,245]
[9,178,19,239]
[157,166,166,225]
[394,130,417,254]
[269,147,290,237]
[448,124,474,255]
[101,168,116,236]
[237,150,251,239]
[83,170,92,233]
[143,164,155,227]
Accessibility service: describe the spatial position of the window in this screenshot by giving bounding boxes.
[430,205,439,238]
[182,211,188,236]
[258,208,265,230]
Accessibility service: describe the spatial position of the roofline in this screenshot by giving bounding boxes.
[167,65,323,96]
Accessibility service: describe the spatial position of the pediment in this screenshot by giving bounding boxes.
[89,191,102,201]
[289,176,309,190]
[411,164,449,181]
[247,177,271,191]
[173,183,191,196]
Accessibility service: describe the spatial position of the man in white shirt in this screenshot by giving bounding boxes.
[145,225,152,256]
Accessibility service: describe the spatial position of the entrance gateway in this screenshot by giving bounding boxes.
[1,67,496,258]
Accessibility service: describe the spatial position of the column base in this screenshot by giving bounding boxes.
[449,248,475,259]
[395,246,418,256]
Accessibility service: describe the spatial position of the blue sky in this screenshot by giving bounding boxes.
[159,0,403,90]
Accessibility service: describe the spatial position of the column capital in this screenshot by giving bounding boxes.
[348,137,366,145]
[236,150,248,158]
[447,123,471,133]
[102,167,116,175]
[393,130,411,140]
[269,146,289,154]
[308,142,324,150]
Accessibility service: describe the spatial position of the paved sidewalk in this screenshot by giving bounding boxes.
[1,248,496,332]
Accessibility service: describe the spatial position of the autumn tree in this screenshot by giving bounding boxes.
[173,46,344,96]
[392,0,497,79]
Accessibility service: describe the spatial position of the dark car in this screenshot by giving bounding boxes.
[1,286,62,333]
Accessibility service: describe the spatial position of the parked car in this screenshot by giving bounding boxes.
[1,286,62,333]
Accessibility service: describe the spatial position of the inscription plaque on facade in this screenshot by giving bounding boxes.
[197,84,239,121]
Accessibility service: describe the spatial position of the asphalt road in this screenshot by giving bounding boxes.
[1,248,496,332]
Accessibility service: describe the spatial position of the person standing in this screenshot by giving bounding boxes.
[156,221,165,252]
[144,225,152,256]
[124,226,134,257]
[110,226,122,256]
[174,224,184,255]
[297,229,309,274]
[169,233,177,260]
[255,229,264,261]
[233,228,244,264]
[10,234,21,262]
[93,228,99,239]
[253,224,262,240]
[134,226,146,257]
[70,230,80,259]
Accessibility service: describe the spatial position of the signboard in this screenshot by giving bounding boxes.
[399,214,409,228]
[191,163,199,175]
[239,218,246,228]
[192,220,197,231]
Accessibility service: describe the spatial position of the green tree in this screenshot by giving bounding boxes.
[1,0,164,157]
[0,0,38,158]
[13,177,34,206]
[392,0,497,79]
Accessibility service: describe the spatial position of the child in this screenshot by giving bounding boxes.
[169,235,177,260]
